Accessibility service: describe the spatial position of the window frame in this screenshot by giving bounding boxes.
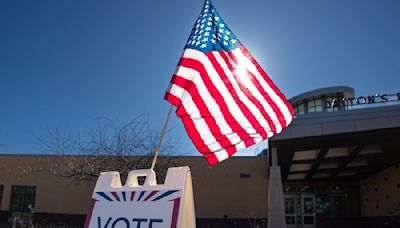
[9,185,37,217]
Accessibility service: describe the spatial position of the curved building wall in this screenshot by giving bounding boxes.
[290,86,355,116]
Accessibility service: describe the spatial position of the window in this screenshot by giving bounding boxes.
[294,103,305,115]
[284,183,359,217]
[308,100,316,113]
[298,104,304,115]
[10,186,36,217]
[315,99,323,112]
[307,99,323,113]
[316,186,330,216]
[316,196,331,216]
[0,185,3,206]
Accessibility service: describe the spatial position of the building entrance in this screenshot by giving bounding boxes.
[285,194,316,228]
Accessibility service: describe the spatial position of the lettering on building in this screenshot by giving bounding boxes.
[325,93,400,109]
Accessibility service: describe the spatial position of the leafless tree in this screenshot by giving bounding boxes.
[33,116,179,184]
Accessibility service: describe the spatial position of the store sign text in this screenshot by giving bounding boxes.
[325,93,400,108]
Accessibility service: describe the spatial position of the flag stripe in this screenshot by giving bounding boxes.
[217,50,279,135]
[208,51,272,139]
[241,46,294,116]
[182,49,265,140]
[165,92,221,165]
[205,52,266,145]
[171,74,239,154]
[226,50,284,132]
[174,63,248,151]
[237,46,294,125]
[214,51,278,139]
[178,57,254,155]
[167,84,230,161]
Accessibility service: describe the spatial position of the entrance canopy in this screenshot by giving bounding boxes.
[269,105,400,181]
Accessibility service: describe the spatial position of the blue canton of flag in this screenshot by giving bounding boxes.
[186,0,240,53]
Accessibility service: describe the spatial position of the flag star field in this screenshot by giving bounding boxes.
[186,1,240,52]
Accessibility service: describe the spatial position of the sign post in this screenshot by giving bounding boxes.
[84,166,196,228]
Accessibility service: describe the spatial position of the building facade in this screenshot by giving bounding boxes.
[0,156,268,227]
[0,86,399,228]
[269,86,400,228]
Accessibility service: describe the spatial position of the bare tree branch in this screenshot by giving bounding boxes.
[30,116,179,184]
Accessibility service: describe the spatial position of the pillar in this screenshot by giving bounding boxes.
[267,147,287,228]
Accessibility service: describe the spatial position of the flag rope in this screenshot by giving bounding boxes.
[151,104,174,170]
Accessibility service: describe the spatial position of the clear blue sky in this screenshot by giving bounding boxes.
[1,0,399,156]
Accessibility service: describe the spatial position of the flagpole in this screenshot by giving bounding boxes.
[150,104,174,170]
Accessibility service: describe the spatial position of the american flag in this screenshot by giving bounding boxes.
[165,0,294,166]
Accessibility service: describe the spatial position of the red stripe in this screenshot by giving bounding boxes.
[178,58,243,155]
[166,92,219,165]
[203,152,220,166]
[224,51,280,134]
[111,192,120,201]
[206,52,263,145]
[240,46,295,120]
[227,49,287,129]
[130,191,136,201]
[164,91,181,107]
[84,199,97,228]
[167,93,210,152]
[170,198,181,228]
[144,191,159,201]
[216,51,277,137]
[172,75,237,154]
[180,109,220,166]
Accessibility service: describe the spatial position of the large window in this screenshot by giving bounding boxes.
[10,186,36,217]
[284,182,360,217]
[307,99,323,113]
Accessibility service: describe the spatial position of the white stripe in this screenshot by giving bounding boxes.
[219,50,282,133]
[213,51,276,138]
[182,48,264,142]
[168,84,229,161]
[232,49,293,127]
[175,66,245,150]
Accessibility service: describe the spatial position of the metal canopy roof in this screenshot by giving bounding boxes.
[269,127,400,181]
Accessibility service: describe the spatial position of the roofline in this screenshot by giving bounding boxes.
[290,86,355,104]
[269,104,400,141]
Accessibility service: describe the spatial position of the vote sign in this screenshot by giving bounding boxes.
[84,167,196,228]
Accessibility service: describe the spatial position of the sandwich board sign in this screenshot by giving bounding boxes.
[84,166,196,228]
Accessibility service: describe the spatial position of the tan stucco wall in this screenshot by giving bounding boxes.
[0,156,94,214]
[0,155,268,219]
[183,157,269,219]
[360,163,400,216]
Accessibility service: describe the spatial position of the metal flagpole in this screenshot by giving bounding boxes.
[150,104,174,170]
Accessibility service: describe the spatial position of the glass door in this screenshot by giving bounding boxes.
[285,195,298,228]
[301,195,316,228]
